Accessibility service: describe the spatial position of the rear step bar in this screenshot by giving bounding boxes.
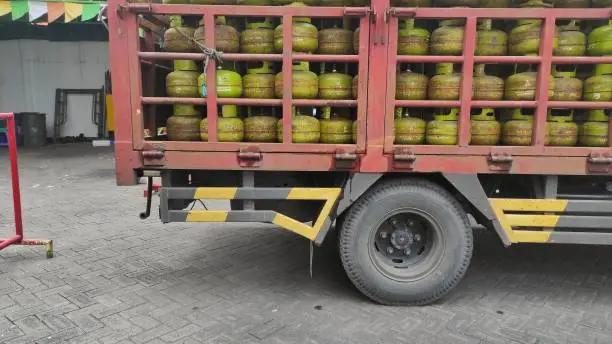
[159,187,341,245]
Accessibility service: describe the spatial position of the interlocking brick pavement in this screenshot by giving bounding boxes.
[1,143,612,343]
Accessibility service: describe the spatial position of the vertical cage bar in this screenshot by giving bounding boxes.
[5,115,23,239]
[204,14,218,142]
[384,15,399,153]
[532,15,555,147]
[127,14,145,148]
[356,15,370,152]
[143,29,157,136]
[458,16,477,147]
[281,14,293,145]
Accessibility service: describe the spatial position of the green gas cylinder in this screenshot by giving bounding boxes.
[277,107,321,143]
[583,64,612,101]
[394,107,426,144]
[470,108,501,145]
[200,105,245,142]
[352,75,359,99]
[244,108,277,142]
[473,64,504,101]
[396,65,428,100]
[167,105,202,141]
[426,108,458,145]
[554,20,586,56]
[166,60,199,98]
[275,62,319,99]
[428,63,460,100]
[319,64,352,100]
[164,16,196,52]
[398,19,430,56]
[547,109,578,146]
[509,19,557,56]
[505,62,555,100]
[431,19,464,56]
[194,16,240,53]
[243,62,276,99]
[552,65,582,101]
[318,25,353,55]
[198,63,243,98]
[502,108,550,145]
[476,19,507,56]
[320,107,353,143]
[240,18,274,54]
[579,109,609,147]
[588,20,612,56]
[274,3,318,53]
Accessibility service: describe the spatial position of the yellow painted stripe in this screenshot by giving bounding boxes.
[193,187,238,200]
[506,214,560,228]
[511,230,552,243]
[489,199,568,212]
[272,213,317,241]
[185,211,228,222]
[287,188,342,200]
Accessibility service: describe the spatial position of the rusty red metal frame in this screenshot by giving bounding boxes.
[0,113,53,259]
[108,0,612,183]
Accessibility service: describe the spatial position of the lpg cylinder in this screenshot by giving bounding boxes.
[353,28,360,54]
[319,65,352,99]
[391,0,431,6]
[426,108,458,145]
[587,20,612,56]
[277,107,321,143]
[243,62,276,99]
[320,107,353,143]
[431,19,464,55]
[470,108,501,145]
[194,16,239,53]
[553,0,588,6]
[479,0,511,7]
[166,60,199,98]
[200,105,245,142]
[428,63,460,101]
[512,0,553,7]
[554,20,586,56]
[504,63,555,100]
[319,0,352,7]
[396,65,428,100]
[397,19,430,56]
[592,0,612,7]
[473,64,504,101]
[167,105,202,141]
[579,109,609,147]
[352,75,359,99]
[551,65,582,101]
[547,109,578,146]
[394,108,426,144]
[509,19,557,55]
[318,25,353,55]
[240,18,274,54]
[501,108,550,145]
[583,64,612,101]
[164,16,196,52]
[275,62,319,99]
[434,0,479,6]
[244,108,277,142]
[198,63,243,98]
[274,3,318,53]
[475,19,508,56]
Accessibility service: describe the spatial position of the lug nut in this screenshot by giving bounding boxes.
[380,232,388,239]
[414,234,421,241]
[386,247,394,254]
[404,248,411,255]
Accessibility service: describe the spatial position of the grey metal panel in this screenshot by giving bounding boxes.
[242,172,255,210]
[165,187,198,200]
[160,188,169,223]
[167,210,189,222]
[336,173,383,215]
[442,173,511,246]
[548,232,612,245]
[555,215,612,229]
[544,175,558,199]
[234,188,292,200]
[314,217,333,246]
[225,211,277,222]
[565,200,612,214]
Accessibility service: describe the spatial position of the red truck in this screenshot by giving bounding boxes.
[108,0,612,305]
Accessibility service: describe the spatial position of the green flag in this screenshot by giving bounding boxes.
[81,2,98,21]
[10,0,28,20]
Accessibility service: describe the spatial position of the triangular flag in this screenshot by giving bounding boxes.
[64,2,82,23]
[80,2,98,21]
[46,2,63,23]
[28,1,46,21]
[10,0,28,20]
[0,1,11,17]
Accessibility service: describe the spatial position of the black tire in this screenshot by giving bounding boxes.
[338,178,473,305]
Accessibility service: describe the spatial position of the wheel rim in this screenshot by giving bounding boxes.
[368,208,445,282]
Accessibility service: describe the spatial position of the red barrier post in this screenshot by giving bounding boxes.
[0,113,53,258]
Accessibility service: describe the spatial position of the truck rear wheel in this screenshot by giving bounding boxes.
[339,178,473,305]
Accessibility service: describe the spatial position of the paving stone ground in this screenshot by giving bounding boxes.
[1,143,612,344]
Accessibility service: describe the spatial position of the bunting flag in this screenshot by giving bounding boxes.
[0,0,106,23]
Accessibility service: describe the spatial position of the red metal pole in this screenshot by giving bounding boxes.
[458,16,477,147]
[281,14,293,145]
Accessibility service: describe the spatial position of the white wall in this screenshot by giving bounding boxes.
[0,40,108,137]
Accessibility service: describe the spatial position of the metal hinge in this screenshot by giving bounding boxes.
[335,149,358,169]
[393,147,416,169]
[237,147,262,167]
[587,151,612,173]
[488,151,513,171]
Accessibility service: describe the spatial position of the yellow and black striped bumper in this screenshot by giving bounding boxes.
[160,187,341,244]
[489,198,612,245]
